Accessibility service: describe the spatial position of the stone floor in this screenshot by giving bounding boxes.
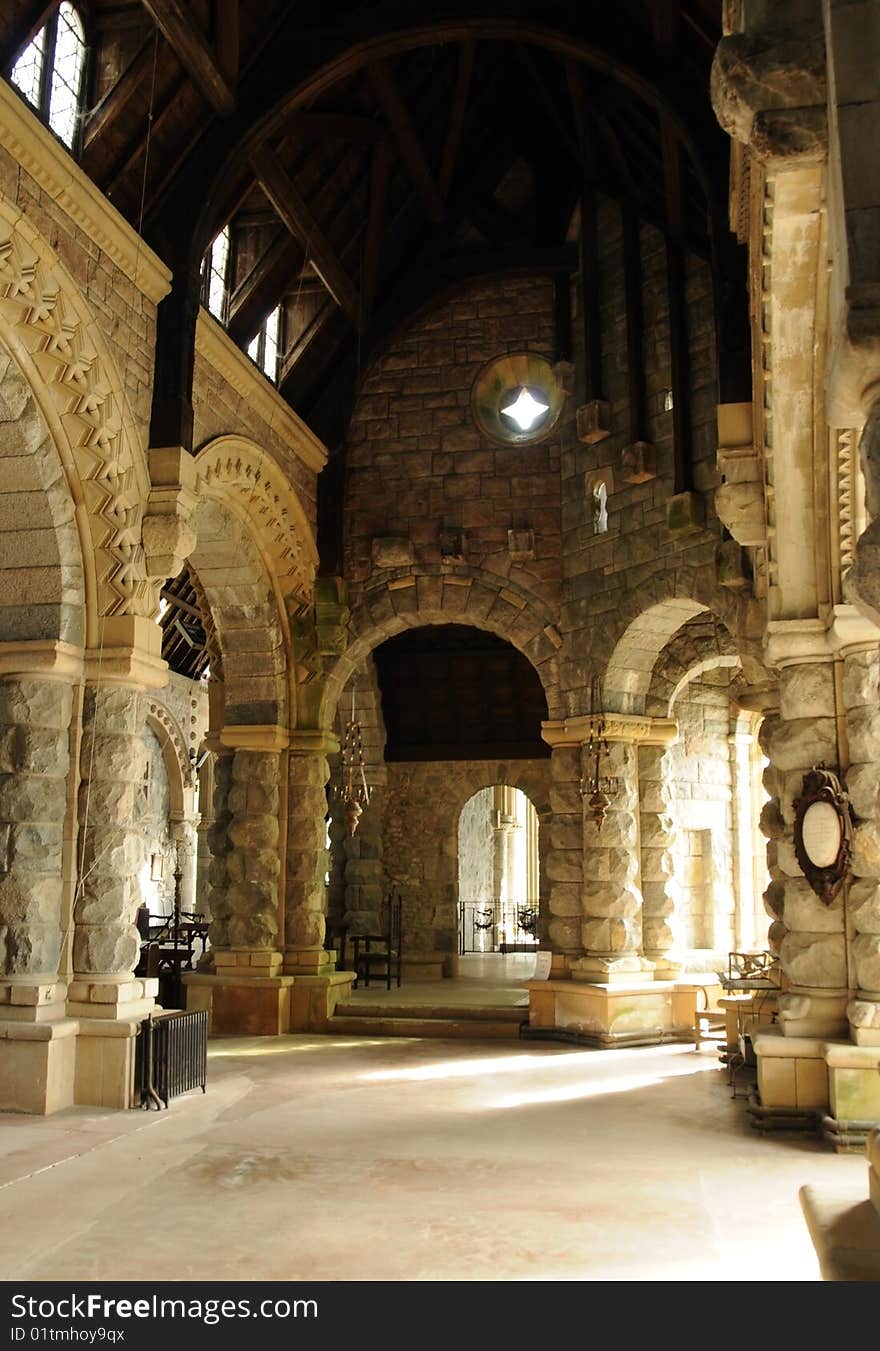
[346,950,533,1007]
[0,1029,866,1281]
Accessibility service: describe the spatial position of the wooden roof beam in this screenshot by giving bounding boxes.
[140,0,235,115]
[438,39,475,198]
[367,59,448,226]
[83,32,156,152]
[250,145,361,327]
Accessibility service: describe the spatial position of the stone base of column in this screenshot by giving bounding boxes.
[644,953,683,979]
[183,972,294,1035]
[66,976,158,1022]
[754,1029,880,1128]
[74,1018,142,1109]
[777,989,849,1039]
[290,972,356,1030]
[0,1018,78,1113]
[526,978,698,1046]
[283,946,334,976]
[569,954,644,984]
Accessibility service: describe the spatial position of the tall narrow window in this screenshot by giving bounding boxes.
[247,304,282,383]
[204,226,230,322]
[9,4,86,152]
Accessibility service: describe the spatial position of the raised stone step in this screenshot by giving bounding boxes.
[335,1001,526,1024]
[327,1014,524,1039]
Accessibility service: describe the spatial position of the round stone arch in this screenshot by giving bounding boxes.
[644,611,742,718]
[145,699,195,818]
[319,574,563,731]
[192,436,318,732]
[0,200,150,638]
[0,339,87,653]
[602,590,759,716]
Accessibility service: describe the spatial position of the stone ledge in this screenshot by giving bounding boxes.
[800,1183,880,1281]
[0,1017,79,1042]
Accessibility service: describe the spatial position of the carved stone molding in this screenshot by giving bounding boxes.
[194,435,319,608]
[0,203,151,625]
[542,714,678,749]
[0,81,171,304]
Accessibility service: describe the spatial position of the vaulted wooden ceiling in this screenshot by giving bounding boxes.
[2,0,741,584]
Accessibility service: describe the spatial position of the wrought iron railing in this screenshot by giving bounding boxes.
[459,901,540,954]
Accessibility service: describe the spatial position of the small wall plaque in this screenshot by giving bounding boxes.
[793,766,854,904]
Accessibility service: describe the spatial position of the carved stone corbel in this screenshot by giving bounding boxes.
[142,446,199,603]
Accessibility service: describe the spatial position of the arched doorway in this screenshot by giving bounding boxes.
[458,784,540,956]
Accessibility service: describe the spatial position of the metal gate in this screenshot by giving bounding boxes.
[458,901,539,954]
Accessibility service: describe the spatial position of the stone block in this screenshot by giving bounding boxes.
[780,931,846,988]
[666,491,706,537]
[620,441,656,484]
[576,401,611,445]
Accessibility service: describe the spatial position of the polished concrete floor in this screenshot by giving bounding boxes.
[0,1028,866,1282]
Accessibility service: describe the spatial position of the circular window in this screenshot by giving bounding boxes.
[471,351,564,446]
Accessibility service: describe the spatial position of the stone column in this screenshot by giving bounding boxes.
[184,726,294,1035]
[762,646,848,1038]
[342,775,386,937]
[843,647,880,1045]
[544,743,583,963]
[169,812,200,913]
[284,736,334,976]
[203,743,232,940]
[638,743,682,978]
[574,737,644,982]
[72,682,150,990]
[0,656,79,1113]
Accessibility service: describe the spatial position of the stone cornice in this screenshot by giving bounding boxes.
[195,311,328,473]
[0,81,171,304]
[541,714,678,748]
[0,640,83,682]
[765,608,880,667]
[287,730,340,755]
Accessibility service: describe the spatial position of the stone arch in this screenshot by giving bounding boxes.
[192,436,319,730]
[603,589,760,715]
[644,612,742,717]
[320,573,563,729]
[0,340,86,650]
[188,495,289,729]
[145,699,194,817]
[0,199,150,639]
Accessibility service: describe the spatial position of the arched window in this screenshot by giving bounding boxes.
[9,4,86,151]
[247,304,282,383]
[202,225,230,322]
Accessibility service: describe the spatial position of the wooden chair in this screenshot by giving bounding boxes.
[326,919,350,971]
[352,890,403,990]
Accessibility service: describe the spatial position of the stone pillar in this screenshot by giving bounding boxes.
[638,743,682,978]
[169,812,200,913]
[194,753,214,922]
[544,743,583,965]
[184,726,295,1035]
[342,775,386,937]
[574,737,644,982]
[203,743,232,939]
[762,650,848,1038]
[843,647,880,1046]
[68,619,168,1107]
[542,713,677,982]
[284,737,333,976]
[0,658,79,1113]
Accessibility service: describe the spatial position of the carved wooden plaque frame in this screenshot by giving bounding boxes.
[792,766,854,905]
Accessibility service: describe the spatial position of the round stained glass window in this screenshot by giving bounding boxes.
[471,351,564,446]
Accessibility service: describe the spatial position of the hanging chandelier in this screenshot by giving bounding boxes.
[337,685,371,836]
[579,677,619,829]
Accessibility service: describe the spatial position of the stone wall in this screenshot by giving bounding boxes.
[666,674,736,954]
[458,788,495,909]
[138,724,174,919]
[343,274,562,605]
[0,149,158,432]
[561,199,728,714]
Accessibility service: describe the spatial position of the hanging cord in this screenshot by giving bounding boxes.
[67,31,161,946]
